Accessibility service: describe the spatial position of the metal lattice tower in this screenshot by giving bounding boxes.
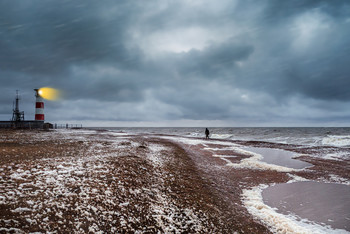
[11,90,25,122]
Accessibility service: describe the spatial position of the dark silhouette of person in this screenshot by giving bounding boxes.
[205,128,210,139]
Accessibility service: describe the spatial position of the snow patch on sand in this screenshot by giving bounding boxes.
[146,143,168,167]
[12,207,32,213]
[151,189,207,233]
[1,133,174,232]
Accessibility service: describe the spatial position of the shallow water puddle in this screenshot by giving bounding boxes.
[262,181,350,231]
[244,147,312,169]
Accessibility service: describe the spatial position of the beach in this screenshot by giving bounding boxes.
[0,128,349,233]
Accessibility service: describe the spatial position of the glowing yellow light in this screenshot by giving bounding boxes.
[38,87,61,101]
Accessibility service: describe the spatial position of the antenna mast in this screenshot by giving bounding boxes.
[11,90,25,122]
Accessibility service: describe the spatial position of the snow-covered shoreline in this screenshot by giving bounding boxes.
[0,129,229,232]
[1,129,349,233]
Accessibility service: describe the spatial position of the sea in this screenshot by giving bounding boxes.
[91,127,350,148]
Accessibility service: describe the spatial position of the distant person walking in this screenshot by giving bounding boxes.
[205,128,210,139]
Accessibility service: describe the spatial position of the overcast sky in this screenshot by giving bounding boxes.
[1,0,350,127]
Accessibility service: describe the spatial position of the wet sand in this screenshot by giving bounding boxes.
[0,129,349,233]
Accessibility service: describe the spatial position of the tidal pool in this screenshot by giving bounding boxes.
[262,181,350,231]
[244,147,312,169]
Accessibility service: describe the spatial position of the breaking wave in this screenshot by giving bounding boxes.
[322,135,350,147]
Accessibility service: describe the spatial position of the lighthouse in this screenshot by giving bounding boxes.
[34,89,44,121]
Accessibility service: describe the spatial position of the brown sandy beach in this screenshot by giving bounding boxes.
[0,129,349,233]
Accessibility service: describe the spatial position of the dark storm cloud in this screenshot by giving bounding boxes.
[0,0,142,75]
[262,0,350,20]
[0,0,349,125]
[176,40,254,78]
[0,0,148,110]
[227,0,350,102]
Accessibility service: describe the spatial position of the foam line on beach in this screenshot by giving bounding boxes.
[328,174,350,186]
[225,151,297,172]
[242,184,349,234]
[286,173,310,183]
[212,155,235,164]
[161,136,305,172]
[212,154,237,158]
[159,136,239,147]
[214,147,302,172]
[322,135,350,147]
[204,147,237,151]
[160,136,300,172]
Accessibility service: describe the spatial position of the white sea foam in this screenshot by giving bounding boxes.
[210,134,233,139]
[161,136,300,172]
[212,154,237,158]
[286,173,310,183]
[204,147,237,151]
[242,185,349,234]
[321,152,350,161]
[226,152,297,172]
[328,174,350,186]
[57,129,96,135]
[226,147,301,172]
[322,135,350,147]
[212,156,234,164]
[104,131,131,136]
[159,136,239,147]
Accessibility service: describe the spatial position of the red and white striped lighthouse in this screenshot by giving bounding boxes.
[34,89,44,121]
